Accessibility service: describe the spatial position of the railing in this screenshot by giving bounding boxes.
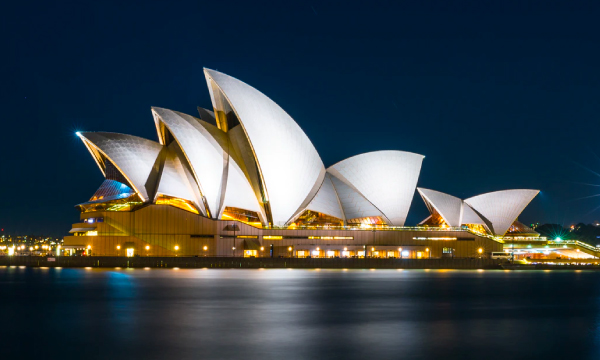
[547,240,599,253]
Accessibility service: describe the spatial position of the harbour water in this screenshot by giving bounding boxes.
[1,267,599,359]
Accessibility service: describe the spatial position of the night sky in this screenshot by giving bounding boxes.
[2,1,600,236]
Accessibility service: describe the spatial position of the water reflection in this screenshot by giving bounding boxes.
[1,269,600,359]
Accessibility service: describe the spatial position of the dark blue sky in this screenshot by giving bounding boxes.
[2,1,600,236]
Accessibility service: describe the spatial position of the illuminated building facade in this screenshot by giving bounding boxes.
[64,69,539,258]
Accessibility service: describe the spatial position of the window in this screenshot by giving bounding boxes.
[244,250,257,258]
[126,248,134,257]
[326,251,335,258]
[443,247,453,254]
[342,250,350,257]
[312,250,321,257]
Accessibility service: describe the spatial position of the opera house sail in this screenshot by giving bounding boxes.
[65,68,539,258]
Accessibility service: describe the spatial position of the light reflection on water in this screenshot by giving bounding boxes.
[1,268,600,360]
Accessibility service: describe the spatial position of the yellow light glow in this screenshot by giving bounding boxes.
[260,246,264,251]
[426,248,429,252]
[29,247,34,251]
[87,245,91,249]
[344,247,347,251]
[145,245,150,250]
[174,245,179,251]
[478,248,483,254]
[173,267,179,270]
[371,247,375,251]
[203,246,208,251]
[288,247,292,251]
[34,245,39,249]
[263,236,282,240]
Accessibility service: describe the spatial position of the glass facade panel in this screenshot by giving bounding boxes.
[347,216,387,226]
[293,210,343,227]
[156,195,199,214]
[222,207,262,228]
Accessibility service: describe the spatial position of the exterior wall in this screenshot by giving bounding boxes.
[64,205,503,258]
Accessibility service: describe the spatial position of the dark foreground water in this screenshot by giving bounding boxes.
[1,267,600,360]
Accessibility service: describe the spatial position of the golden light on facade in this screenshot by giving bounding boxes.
[478,248,483,254]
[426,248,429,252]
[174,245,179,250]
[288,246,292,251]
[260,246,264,251]
[145,245,150,250]
[87,245,91,249]
[203,245,208,251]
[116,245,121,250]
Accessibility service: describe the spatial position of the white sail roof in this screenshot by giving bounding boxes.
[461,203,485,225]
[417,188,463,227]
[328,172,387,223]
[77,132,162,202]
[204,68,325,226]
[464,189,539,236]
[328,151,424,226]
[156,144,204,214]
[219,154,266,221]
[152,107,227,218]
[303,173,345,221]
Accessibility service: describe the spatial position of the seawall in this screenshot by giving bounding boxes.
[0,256,504,269]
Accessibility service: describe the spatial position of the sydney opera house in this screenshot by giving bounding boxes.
[64,68,539,258]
